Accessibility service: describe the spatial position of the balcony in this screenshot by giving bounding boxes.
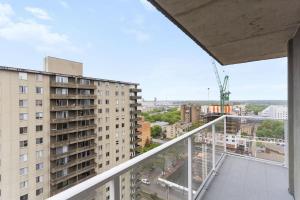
[50,104,96,111]
[130,102,142,107]
[130,110,141,115]
[130,88,142,93]
[48,115,292,200]
[130,96,142,100]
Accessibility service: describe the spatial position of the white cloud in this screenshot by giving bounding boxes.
[123,28,150,42]
[0,3,79,54]
[139,0,155,11]
[59,1,69,9]
[25,6,51,20]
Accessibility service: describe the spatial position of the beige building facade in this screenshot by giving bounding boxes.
[0,57,141,200]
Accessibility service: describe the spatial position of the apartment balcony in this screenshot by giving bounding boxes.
[130,110,141,115]
[77,84,96,89]
[49,115,292,200]
[130,102,142,107]
[50,144,96,161]
[130,88,142,93]
[77,94,97,99]
[51,164,96,185]
[130,138,142,144]
[50,104,96,111]
[130,117,142,122]
[50,82,77,88]
[50,94,78,99]
[130,123,142,129]
[50,134,96,148]
[130,96,142,100]
[51,153,96,173]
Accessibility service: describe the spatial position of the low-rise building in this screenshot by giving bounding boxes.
[138,117,151,147]
[165,122,191,139]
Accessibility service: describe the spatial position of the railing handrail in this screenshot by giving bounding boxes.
[48,115,226,200]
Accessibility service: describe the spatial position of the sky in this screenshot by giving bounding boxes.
[0,0,287,101]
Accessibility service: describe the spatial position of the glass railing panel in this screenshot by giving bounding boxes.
[226,116,286,164]
[129,139,189,200]
[215,119,225,164]
[192,126,213,198]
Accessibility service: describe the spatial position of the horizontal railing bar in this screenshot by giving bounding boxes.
[226,115,286,121]
[48,115,226,200]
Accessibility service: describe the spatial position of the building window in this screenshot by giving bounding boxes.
[36,125,43,132]
[36,150,43,159]
[56,88,68,95]
[20,194,28,200]
[106,152,110,157]
[36,87,43,94]
[105,91,109,96]
[98,108,102,113]
[36,100,43,106]
[116,108,119,112]
[98,99,102,104]
[98,163,102,168]
[20,127,28,134]
[36,74,43,81]
[36,138,43,144]
[105,108,109,113]
[121,91,124,96]
[19,86,28,94]
[19,113,28,120]
[106,126,109,131]
[115,91,119,96]
[19,154,28,162]
[98,136,102,141]
[36,112,43,119]
[56,76,68,83]
[20,167,28,175]
[116,157,119,162]
[19,100,28,107]
[105,99,109,104]
[106,135,109,139]
[19,72,27,80]
[20,140,28,148]
[122,123,125,127]
[36,176,43,183]
[36,188,43,196]
[106,160,109,165]
[98,127,102,132]
[20,180,28,189]
[116,124,119,128]
[36,163,43,170]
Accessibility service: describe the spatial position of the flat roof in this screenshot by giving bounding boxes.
[149,0,300,65]
[0,66,138,85]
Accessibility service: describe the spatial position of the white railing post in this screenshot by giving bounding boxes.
[212,124,216,171]
[188,136,193,200]
[224,116,227,153]
[284,120,288,167]
[112,176,120,200]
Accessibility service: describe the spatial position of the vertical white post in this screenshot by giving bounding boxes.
[284,120,288,167]
[112,176,120,200]
[188,137,193,200]
[224,117,227,153]
[212,124,216,171]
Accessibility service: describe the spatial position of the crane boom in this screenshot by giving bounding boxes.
[212,60,222,91]
[211,60,230,115]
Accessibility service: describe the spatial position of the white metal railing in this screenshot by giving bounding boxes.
[48,115,287,200]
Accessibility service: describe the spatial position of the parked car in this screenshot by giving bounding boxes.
[141,179,150,185]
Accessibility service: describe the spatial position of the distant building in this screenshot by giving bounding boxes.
[150,121,169,132]
[165,122,191,139]
[181,105,201,123]
[259,105,288,120]
[208,105,233,114]
[138,117,151,147]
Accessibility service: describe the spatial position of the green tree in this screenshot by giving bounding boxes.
[256,120,284,139]
[151,125,162,138]
[245,104,268,115]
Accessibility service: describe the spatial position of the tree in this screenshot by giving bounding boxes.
[151,125,162,138]
[256,120,284,139]
[245,104,268,115]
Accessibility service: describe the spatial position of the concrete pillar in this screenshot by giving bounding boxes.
[288,27,300,199]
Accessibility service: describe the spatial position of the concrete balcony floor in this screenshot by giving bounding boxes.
[201,155,293,200]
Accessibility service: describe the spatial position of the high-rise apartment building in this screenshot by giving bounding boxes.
[0,57,141,200]
[180,105,201,123]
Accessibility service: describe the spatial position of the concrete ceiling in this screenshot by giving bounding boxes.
[149,0,300,65]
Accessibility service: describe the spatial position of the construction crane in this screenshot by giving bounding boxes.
[212,60,230,115]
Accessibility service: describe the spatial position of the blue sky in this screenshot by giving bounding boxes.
[0,0,287,100]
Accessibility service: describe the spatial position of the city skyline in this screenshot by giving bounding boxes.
[0,1,287,101]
